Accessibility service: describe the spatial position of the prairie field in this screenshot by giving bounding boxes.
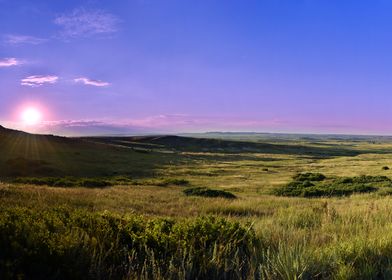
[3,128,392,279]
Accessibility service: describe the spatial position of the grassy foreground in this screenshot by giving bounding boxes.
[3,128,392,279]
[3,183,392,279]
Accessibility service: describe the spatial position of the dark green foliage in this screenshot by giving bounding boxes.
[131,178,190,187]
[273,175,386,197]
[337,175,391,184]
[184,187,237,199]
[273,180,315,197]
[156,178,190,186]
[293,172,326,182]
[301,184,376,197]
[12,177,113,188]
[0,207,255,279]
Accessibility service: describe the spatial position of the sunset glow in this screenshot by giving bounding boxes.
[21,108,42,126]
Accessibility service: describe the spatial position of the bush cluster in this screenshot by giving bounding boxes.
[0,207,255,279]
[183,187,237,199]
[293,172,326,182]
[12,177,113,188]
[273,174,387,197]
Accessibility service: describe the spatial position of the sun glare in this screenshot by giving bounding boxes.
[21,108,42,126]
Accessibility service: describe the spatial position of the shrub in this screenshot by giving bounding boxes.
[293,172,326,182]
[12,177,112,188]
[273,175,378,198]
[272,180,315,197]
[340,175,391,184]
[77,178,112,188]
[382,166,390,170]
[183,187,237,199]
[301,184,376,197]
[0,207,254,279]
[157,178,190,186]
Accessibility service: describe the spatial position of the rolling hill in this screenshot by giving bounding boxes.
[0,125,378,178]
[0,125,178,178]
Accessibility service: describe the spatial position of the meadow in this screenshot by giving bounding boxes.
[3,126,392,279]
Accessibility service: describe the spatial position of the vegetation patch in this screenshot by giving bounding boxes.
[273,174,389,197]
[157,178,190,186]
[132,178,190,187]
[0,207,254,279]
[184,187,237,199]
[293,172,326,182]
[12,177,113,188]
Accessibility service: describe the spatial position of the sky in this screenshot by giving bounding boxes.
[1,0,392,136]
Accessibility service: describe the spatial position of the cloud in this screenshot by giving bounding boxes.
[4,34,47,45]
[36,120,146,137]
[54,8,119,38]
[21,75,59,87]
[0,57,22,67]
[74,77,110,87]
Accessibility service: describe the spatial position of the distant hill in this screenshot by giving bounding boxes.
[0,125,177,178]
[0,125,382,178]
[85,134,364,158]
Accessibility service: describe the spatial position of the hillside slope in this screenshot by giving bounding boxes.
[0,126,177,177]
[85,135,364,157]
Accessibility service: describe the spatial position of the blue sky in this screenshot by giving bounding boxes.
[1,0,392,135]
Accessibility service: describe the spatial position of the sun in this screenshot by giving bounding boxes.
[21,108,42,126]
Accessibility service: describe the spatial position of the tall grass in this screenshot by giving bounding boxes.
[0,207,255,279]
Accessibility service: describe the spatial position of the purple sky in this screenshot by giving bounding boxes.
[1,0,392,136]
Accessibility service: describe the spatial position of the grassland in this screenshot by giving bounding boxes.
[3,126,392,279]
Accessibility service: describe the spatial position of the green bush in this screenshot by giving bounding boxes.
[336,175,391,184]
[183,187,237,199]
[273,180,315,197]
[0,207,255,279]
[293,172,326,182]
[157,178,190,186]
[12,177,113,188]
[273,175,379,198]
[301,184,376,197]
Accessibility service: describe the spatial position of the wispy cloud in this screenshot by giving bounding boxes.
[0,57,22,67]
[74,77,110,87]
[4,34,47,45]
[21,75,59,87]
[54,8,119,38]
[5,115,292,136]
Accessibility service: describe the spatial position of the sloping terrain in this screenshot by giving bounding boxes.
[0,126,179,177]
[86,135,366,158]
[0,125,387,178]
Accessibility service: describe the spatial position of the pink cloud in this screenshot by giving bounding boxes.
[21,75,59,87]
[74,77,110,87]
[0,58,22,67]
